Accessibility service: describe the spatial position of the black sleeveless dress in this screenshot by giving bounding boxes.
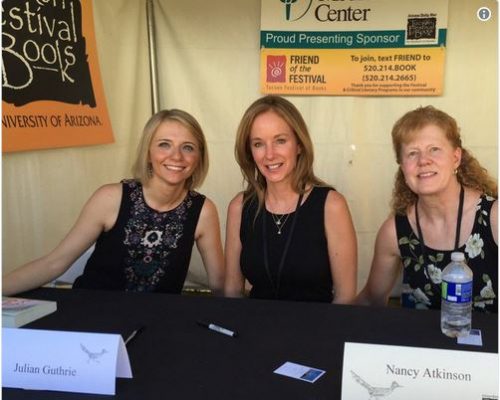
[396,195,498,313]
[73,179,205,293]
[240,186,334,302]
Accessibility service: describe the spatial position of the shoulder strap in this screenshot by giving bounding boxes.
[394,213,412,250]
[112,180,135,232]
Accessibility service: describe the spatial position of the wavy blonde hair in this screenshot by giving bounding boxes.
[235,95,327,210]
[132,109,208,190]
[391,105,497,214]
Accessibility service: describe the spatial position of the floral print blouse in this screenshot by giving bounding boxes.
[73,180,205,293]
[395,195,497,313]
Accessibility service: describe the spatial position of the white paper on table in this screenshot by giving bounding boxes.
[2,328,132,395]
[341,342,498,400]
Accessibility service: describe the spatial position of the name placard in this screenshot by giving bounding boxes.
[2,328,132,395]
[341,342,498,399]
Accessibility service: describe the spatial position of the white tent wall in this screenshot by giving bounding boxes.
[2,0,498,295]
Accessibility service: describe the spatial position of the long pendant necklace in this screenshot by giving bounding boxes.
[270,212,291,235]
[262,193,303,298]
[415,185,464,286]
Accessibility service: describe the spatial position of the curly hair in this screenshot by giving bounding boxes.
[391,105,497,214]
[234,95,328,211]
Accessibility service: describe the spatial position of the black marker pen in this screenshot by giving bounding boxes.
[125,325,145,346]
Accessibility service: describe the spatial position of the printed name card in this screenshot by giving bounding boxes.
[2,328,132,395]
[341,342,498,400]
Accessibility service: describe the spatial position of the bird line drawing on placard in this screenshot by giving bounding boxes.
[351,370,402,399]
[80,344,108,364]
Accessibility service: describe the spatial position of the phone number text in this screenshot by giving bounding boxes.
[361,74,417,82]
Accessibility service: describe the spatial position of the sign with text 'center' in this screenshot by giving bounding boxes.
[260,0,448,96]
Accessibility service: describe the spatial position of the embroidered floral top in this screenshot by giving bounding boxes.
[395,195,497,313]
[73,180,205,293]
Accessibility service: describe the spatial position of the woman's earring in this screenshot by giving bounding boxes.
[148,163,153,177]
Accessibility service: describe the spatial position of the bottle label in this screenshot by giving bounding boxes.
[441,280,473,303]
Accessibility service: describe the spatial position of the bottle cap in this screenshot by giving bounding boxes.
[451,252,465,262]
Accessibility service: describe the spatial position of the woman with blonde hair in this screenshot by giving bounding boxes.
[357,106,497,312]
[224,95,357,303]
[3,109,224,295]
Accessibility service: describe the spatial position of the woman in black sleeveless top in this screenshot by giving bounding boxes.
[357,106,498,313]
[225,95,357,303]
[3,110,224,296]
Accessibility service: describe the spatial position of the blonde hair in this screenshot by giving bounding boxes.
[391,105,497,214]
[132,109,208,190]
[235,95,327,210]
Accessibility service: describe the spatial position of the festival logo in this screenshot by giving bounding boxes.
[1,0,114,153]
[266,55,286,82]
[406,14,439,45]
[2,0,96,107]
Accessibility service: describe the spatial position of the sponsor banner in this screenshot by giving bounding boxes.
[260,0,448,96]
[2,0,114,152]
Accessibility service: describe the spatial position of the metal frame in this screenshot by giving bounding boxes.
[146,0,160,114]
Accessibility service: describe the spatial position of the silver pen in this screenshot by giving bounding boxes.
[197,320,238,338]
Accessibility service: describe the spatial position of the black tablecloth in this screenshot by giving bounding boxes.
[3,288,498,399]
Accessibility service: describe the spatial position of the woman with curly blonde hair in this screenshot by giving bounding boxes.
[357,106,497,312]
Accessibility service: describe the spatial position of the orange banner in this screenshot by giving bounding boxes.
[2,0,114,152]
[261,47,446,96]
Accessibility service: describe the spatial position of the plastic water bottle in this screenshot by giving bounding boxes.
[440,252,473,338]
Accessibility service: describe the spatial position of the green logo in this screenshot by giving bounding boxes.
[279,0,313,21]
[280,0,298,20]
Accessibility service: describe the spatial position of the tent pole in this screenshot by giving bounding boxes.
[146,0,160,114]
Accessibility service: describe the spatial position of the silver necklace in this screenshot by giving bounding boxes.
[270,212,291,235]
